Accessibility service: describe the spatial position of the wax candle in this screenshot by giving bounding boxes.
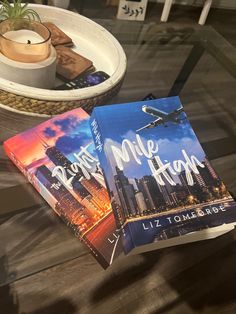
[0,19,51,63]
[3,30,45,44]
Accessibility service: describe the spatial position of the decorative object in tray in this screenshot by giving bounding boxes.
[43,22,73,47]
[0,3,127,116]
[0,18,57,89]
[0,18,51,63]
[55,46,94,81]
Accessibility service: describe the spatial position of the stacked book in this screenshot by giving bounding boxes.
[4,97,236,268]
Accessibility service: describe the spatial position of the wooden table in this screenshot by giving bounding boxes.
[0,20,236,313]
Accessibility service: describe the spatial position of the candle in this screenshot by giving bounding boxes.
[3,30,45,45]
[0,19,51,63]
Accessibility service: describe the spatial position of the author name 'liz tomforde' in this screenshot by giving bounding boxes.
[90,97,236,254]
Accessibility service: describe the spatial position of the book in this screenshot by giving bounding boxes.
[4,108,122,268]
[90,97,236,254]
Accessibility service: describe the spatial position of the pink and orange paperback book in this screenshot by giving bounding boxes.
[4,108,122,268]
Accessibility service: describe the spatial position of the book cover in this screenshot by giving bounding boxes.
[4,108,122,268]
[90,97,236,254]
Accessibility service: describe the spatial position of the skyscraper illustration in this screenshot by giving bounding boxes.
[39,138,111,222]
[199,158,219,186]
[81,176,111,208]
[151,157,177,207]
[191,170,206,188]
[135,191,148,215]
[35,165,93,228]
[179,171,192,194]
[114,166,138,218]
[46,146,73,169]
[137,176,158,209]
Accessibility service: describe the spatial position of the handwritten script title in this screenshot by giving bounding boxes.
[51,143,104,189]
[110,134,205,186]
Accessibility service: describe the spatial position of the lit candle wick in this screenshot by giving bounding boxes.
[27,40,31,44]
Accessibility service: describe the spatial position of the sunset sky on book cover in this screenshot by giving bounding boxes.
[4,108,122,268]
[90,97,236,254]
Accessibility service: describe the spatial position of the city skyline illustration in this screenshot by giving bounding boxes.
[92,98,231,226]
[5,108,113,237]
[99,97,204,187]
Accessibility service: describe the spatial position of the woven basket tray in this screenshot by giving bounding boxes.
[0,4,127,116]
[0,80,123,116]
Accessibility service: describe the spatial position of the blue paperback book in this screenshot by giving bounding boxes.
[90,97,236,254]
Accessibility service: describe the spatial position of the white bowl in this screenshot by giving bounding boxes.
[0,4,127,116]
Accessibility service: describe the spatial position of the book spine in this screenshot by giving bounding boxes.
[3,141,109,269]
[90,110,135,253]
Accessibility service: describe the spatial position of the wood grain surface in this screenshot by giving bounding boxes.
[2,228,236,314]
[0,2,236,314]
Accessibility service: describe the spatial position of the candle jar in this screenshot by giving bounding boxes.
[0,19,51,63]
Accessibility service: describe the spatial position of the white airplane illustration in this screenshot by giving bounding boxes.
[136,105,184,132]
